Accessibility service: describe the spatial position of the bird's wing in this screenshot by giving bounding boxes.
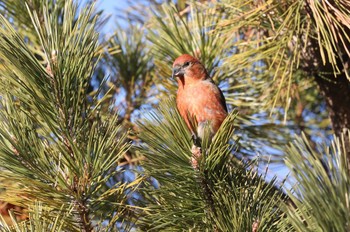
[207,79,228,113]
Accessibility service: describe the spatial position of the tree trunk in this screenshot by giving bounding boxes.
[314,72,350,167]
[314,73,350,137]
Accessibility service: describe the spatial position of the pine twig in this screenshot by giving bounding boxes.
[191,145,218,231]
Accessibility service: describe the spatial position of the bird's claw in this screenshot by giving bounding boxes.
[191,133,201,147]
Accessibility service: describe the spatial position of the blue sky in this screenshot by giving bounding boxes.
[81,0,129,34]
[97,0,125,10]
[96,1,127,23]
[95,0,127,13]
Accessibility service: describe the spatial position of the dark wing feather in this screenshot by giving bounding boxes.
[218,87,228,113]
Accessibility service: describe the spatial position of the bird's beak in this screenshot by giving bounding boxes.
[172,66,184,79]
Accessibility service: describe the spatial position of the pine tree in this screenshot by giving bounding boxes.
[0,0,350,231]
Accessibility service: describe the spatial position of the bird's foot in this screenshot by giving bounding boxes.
[191,133,201,147]
[191,144,202,170]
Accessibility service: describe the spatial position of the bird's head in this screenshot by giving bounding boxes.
[172,54,208,84]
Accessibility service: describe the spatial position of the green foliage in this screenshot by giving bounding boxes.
[305,1,350,78]
[0,0,349,231]
[136,99,286,231]
[218,0,350,113]
[0,202,75,231]
[147,2,230,92]
[283,131,350,231]
[106,23,154,123]
[0,1,140,230]
[0,0,60,57]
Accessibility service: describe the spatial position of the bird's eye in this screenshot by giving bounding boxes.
[183,61,190,67]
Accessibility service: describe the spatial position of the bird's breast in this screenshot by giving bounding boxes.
[176,81,227,134]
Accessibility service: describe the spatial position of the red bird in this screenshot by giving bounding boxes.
[172,54,227,145]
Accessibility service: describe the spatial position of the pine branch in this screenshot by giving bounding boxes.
[136,99,286,231]
[0,202,76,231]
[283,131,350,231]
[0,1,140,229]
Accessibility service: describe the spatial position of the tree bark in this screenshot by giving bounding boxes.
[314,73,350,137]
[314,73,350,164]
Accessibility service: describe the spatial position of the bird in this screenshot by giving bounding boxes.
[172,54,228,168]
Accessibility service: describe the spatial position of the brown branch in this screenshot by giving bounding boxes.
[191,145,218,231]
[77,199,93,232]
